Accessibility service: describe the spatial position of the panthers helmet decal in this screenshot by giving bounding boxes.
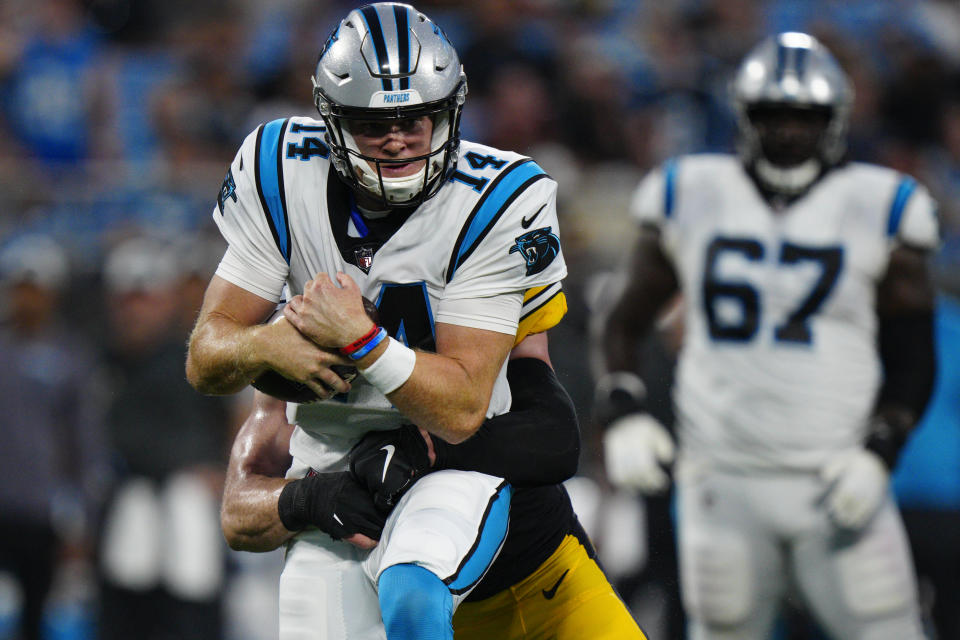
[312,3,467,208]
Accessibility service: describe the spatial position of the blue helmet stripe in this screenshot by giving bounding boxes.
[776,43,788,82]
[254,118,291,263]
[446,159,549,282]
[887,176,918,237]
[394,4,410,90]
[360,5,393,91]
[794,46,808,78]
[445,483,512,593]
[664,158,678,218]
[318,23,341,62]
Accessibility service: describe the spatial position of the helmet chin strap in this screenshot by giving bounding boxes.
[754,157,821,195]
[350,160,425,202]
[343,115,451,205]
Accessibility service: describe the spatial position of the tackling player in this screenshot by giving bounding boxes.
[221,330,645,639]
[596,32,937,640]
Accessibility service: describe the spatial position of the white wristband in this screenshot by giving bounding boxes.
[359,337,416,395]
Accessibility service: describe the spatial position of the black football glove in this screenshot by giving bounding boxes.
[349,425,433,512]
[277,471,385,541]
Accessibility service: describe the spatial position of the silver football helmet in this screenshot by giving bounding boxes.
[732,32,853,195]
[312,3,466,208]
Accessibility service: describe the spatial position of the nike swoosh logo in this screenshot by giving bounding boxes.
[380,444,396,483]
[541,569,569,600]
[521,204,546,229]
[333,513,344,526]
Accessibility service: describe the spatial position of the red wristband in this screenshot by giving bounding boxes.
[340,324,382,357]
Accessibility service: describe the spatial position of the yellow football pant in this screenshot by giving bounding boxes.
[453,533,647,640]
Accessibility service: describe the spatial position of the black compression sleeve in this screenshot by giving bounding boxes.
[432,358,580,486]
[876,311,936,417]
[866,310,936,468]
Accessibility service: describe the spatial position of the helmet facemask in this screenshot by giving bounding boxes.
[314,79,465,209]
[743,103,834,195]
[732,32,853,197]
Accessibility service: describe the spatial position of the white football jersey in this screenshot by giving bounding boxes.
[212,116,566,471]
[632,154,938,471]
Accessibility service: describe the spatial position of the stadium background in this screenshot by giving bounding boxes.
[1,0,958,638]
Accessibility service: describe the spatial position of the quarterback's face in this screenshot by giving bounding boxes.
[349,116,433,178]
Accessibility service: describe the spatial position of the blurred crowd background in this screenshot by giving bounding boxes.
[1,0,959,639]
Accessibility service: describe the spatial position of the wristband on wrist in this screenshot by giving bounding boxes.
[360,337,416,395]
[340,325,387,360]
[593,371,648,428]
[278,479,307,532]
[863,411,913,470]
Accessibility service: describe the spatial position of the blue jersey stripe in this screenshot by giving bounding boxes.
[664,158,678,218]
[887,176,918,237]
[446,159,548,282]
[256,118,291,263]
[445,483,512,593]
[360,5,393,92]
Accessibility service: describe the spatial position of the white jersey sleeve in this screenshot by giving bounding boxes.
[435,292,523,335]
[437,159,567,334]
[886,176,939,251]
[629,160,680,261]
[211,124,291,302]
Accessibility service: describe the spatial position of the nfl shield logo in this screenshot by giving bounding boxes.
[354,246,375,273]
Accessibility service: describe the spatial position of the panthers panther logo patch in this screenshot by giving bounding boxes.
[217,168,237,215]
[510,227,560,276]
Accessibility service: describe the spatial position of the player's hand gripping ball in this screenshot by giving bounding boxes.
[251,296,380,403]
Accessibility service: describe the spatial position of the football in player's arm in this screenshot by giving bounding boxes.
[220,332,575,552]
[595,32,936,640]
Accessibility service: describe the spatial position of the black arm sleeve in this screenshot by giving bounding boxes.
[866,310,937,468]
[432,358,580,486]
[876,311,936,417]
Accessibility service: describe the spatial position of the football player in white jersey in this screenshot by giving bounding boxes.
[596,33,938,640]
[185,4,572,639]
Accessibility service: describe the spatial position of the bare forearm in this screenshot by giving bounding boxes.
[603,230,679,373]
[186,275,286,395]
[221,476,294,552]
[386,351,493,444]
[282,274,516,442]
[354,324,515,444]
[187,315,271,394]
[220,390,295,551]
[604,306,648,373]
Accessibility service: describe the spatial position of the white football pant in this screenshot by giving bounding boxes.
[279,469,509,640]
[676,462,924,640]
